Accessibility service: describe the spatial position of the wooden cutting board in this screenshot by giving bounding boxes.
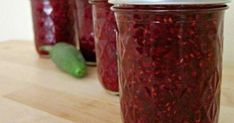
[0,40,233,123]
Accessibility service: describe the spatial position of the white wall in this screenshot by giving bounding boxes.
[224,2,234,62]
[0,1,233,61]
[0,1,33,41]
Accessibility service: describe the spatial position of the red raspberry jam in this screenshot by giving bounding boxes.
[113,5,227,123]
[90,0,119,94]
[31,0,77,57]
[75,0,96,64]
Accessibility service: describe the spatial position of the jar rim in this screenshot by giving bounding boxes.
[89,0,109,4]
[90,0,108,2]
[111,5,228,13]
[108,0,231,5]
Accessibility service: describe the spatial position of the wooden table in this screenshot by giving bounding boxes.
[0,41,233,123]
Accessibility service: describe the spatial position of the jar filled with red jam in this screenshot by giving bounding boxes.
[31,0,77,57]
[75,0,96,65]
[90,0,119,95]
[110,0,229,122]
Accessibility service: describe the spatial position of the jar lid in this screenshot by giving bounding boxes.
[90,0,108,2]
[89,0,108,4]
[109,0,230,5]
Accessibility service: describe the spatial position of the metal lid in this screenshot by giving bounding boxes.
[109,0,230,5]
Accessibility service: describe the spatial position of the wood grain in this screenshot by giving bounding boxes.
[0,41,233,123]
[5,86,121,123]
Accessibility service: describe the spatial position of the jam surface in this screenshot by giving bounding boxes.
[92,1,119,93]
[114,5,227,123]
[75,0,96,63]
[31,0,76,56]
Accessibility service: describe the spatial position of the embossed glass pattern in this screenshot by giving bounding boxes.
[91,0,119,94]
[31,0,76,57]
[113,5,227,123]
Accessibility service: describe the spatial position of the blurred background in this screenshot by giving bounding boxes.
[0,1,233,62]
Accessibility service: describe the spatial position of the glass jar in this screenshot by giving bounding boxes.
[90,0,119,95]
[75,0,96,65]
[111,0,229,122]
[31,0,77,57]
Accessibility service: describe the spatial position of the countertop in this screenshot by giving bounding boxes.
[0,41,233,123]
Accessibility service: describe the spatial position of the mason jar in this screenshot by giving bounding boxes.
[90,0,119,95]
[75,0,96,65]
[31,0,77,57]
[110,0,230,122]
